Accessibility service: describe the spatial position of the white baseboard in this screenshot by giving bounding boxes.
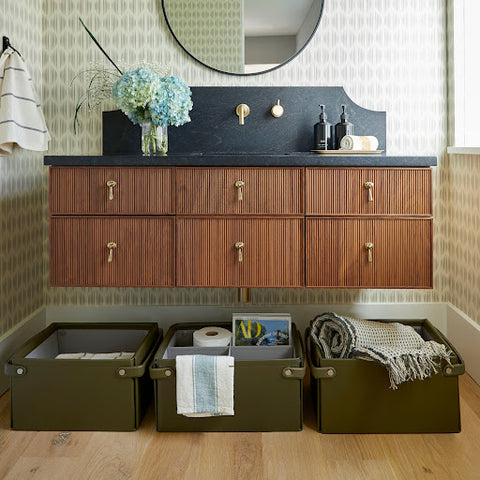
[446,303,480,385]
[0,307,46,395]
[46,302,448,334]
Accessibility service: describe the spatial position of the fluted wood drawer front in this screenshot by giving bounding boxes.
[176,167,303,215]
[50,217,174,287]
[50,167,174,214]
[176,217,303,287]
[306,218,432,288]
[306,168,432,215]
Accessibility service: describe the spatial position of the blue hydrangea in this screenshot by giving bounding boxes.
[112,69,192,127]
[150,76,193,127]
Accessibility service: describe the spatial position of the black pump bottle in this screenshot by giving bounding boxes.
[334,104,354,149]
[314,105,333,150]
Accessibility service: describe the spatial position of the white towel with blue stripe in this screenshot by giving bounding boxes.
[176,355,234,417]
[0,47,50,155]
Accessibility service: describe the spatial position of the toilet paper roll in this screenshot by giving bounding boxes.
[340,135,379,151]
[193,327,232,347]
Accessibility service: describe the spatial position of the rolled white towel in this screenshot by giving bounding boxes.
[340,135,379,151]
[55,353,86,359]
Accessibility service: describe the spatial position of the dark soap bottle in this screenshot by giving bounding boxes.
[314,105,333,150]
[334,104,354,149]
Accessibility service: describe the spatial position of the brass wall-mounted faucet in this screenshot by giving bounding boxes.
[236,104,250,125]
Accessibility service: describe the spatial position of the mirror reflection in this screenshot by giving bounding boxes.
[162,0,324,75]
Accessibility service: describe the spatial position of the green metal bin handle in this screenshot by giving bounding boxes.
[149,365,175,380]
[115,336,162,379]
[428,324,465,377]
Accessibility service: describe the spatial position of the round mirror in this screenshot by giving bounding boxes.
[162,0,325,76]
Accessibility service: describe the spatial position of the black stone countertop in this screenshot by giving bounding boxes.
[44,154,437,167]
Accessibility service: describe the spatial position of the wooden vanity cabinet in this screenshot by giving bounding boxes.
[176,167,303,215]
[176,217,303,287]
[306,217,432,288]
[305,168,433,288]
[175,167,304,287]
[49,167,175,287]
[49,167,174,215]
[50,216,174,287]
[49,165,433,289]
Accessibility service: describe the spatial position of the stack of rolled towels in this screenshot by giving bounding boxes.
[340,135,379,151]
[55,352,135,359]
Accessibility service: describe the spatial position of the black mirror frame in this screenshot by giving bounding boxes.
[161,0,325,77]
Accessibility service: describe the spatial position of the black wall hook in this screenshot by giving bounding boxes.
[2,36,21,56]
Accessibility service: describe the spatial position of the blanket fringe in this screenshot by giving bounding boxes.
[386,345,453,390]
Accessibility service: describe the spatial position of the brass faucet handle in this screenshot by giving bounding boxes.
[235,241,245,262]
[236,104,250,125]
[271,99,284,118]
[106,180,117,201]
[234,180,245,201]
[107,242,117,263]
[364,181,374,202]
[364,242,374,263]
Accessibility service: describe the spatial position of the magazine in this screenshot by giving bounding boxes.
[232,313,291,346]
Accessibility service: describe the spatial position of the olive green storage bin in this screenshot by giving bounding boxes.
[6,322,161,431]
[307,319,465,434]
[150,322,305,431]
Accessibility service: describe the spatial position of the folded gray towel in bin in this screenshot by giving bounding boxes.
[309,312,453,389]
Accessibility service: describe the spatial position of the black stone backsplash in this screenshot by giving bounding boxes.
[102,86,386,156]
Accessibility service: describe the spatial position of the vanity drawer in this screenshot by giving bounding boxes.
[50,216,174,287]
[305,168,432,216]
[49,167,174,215]
[176,167,303,215]
[176,217,303,287]
[306,217,432,288]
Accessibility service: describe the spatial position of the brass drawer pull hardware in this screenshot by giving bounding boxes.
[234,180,245,201]
[235,241,245,262]
[365,242,374,263]
[107,242,117,263]
[106,180,117,200]
[364,181,374,202]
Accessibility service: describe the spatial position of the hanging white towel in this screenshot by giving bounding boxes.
[0,47,50,155]
[176,355,235,417]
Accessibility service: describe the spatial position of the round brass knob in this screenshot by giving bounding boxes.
[271,99,284,118]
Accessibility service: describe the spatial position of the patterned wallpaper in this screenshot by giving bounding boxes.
[447,154,480,325]
[0,0,44,335]
[164,0,244,74]
[41,0,448,307]
[445,0,480,327]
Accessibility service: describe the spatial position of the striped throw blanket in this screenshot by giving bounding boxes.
[309,312,453,389]
[176,355,234,417]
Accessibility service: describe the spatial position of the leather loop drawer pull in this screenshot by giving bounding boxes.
[364,181,374,202]
[234,180,245,201]
[106,180,117,201]
[365,242,374,263]
[235,241,245,262]
[107,242,117,263]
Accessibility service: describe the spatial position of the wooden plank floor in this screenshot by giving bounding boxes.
[1,375,480,480]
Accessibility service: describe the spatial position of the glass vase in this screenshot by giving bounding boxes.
[141,122,168,156]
